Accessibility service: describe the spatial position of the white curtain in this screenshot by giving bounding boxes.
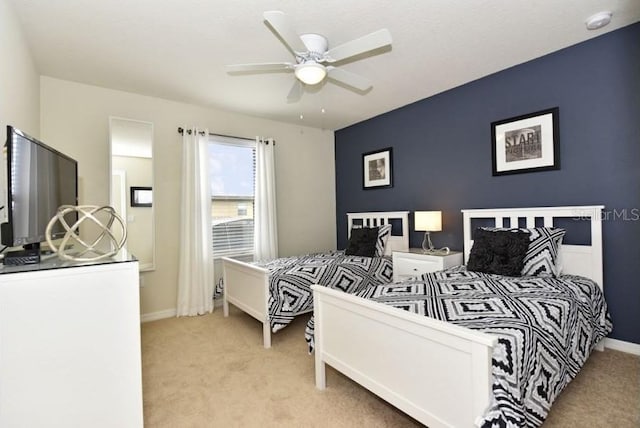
[254,137,278,261]
[177,127,214,316]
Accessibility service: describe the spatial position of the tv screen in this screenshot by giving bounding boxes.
[1,126,78,249]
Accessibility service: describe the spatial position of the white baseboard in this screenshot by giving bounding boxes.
[140,308,176,323]
[141,301,223,322]
[604,338,640,356]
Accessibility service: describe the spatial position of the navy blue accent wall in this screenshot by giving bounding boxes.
[335,23,640,344]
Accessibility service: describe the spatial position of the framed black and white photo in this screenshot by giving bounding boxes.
[491,107,560,176]
[130,186,153,207]
[363,147,393,189]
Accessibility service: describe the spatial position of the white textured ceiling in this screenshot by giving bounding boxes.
[9,0,640,130]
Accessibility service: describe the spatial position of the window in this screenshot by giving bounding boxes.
[209,135,255,258]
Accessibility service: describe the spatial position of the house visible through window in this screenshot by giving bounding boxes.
[209,135,255,258]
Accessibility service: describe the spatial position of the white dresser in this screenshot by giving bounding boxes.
[392,248,463,282]
[0,253,143,428]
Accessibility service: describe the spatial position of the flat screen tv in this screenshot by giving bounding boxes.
[1,126,78,253]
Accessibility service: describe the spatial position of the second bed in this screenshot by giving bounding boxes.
[222,211,409,348]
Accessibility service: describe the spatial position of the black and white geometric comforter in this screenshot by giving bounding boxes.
[305,266,612,428]
[219,251,392,333]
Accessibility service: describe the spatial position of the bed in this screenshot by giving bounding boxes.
[222,211,409,348]
[311,205,612,427]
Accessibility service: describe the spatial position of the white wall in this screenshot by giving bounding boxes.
[0,0,39,136]
[40,76,336,316]
[0,0,40,229]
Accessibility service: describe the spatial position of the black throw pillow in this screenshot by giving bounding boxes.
[467,228,530,276]
[345,227,379,257]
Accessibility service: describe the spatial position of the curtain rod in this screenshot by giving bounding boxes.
[177,127,275,145]
[177,127,206,136]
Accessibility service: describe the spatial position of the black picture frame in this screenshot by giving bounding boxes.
[362,147,393,189]
[491,107,560,176]
[130,186,153,207]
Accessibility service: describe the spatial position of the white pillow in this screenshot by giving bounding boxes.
[375,224,392,256]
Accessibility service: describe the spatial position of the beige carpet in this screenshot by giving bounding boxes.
[142,307,640,427]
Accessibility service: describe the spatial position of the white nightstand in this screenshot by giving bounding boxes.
[392,248,463,282]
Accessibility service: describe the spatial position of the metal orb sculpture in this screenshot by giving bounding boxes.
[45,205,127,262]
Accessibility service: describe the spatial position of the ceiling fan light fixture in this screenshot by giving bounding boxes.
[295,62,327,85]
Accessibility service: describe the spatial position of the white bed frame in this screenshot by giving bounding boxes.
[312,205,604,428]
[222,211,409,348]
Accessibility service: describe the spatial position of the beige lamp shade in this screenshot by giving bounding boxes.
[414,211,442,232]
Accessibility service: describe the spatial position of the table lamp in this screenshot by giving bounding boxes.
[414,211,442,253]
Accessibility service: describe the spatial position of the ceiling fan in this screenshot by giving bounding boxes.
[227,11,392,102]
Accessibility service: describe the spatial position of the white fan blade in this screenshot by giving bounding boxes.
[325,29,392,62]
[227,62,293,73]
[287,80,303,102]
[327,67,372,91]
[263,11,307,54]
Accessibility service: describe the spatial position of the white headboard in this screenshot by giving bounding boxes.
[461,206,605,288]
[347,211,410,255]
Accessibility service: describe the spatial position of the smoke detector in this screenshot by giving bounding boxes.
[585,11,612,30]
